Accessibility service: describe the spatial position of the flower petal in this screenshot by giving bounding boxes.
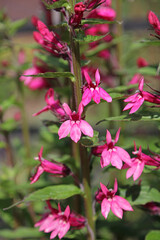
[101,198,111,219]
[129,97,144,114]
[106,129,112,144]
[82,88,92,106]
[110,151,123,169]
[79,120,93,137]
[133,161,145,181]
[83,70,92,84]
[114,128,121,144]
[58,120,71,139]
[95,69,100,85]
[62,103,72,116]
[115,146,131,165]
[92,89,101,104]
[101,148,111,167]
[99,87,112,102]
[111,200,123,219]
[114,196,133,211]
[70,124,81,143]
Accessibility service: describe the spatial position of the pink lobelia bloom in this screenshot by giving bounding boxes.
[20,62,50,90]
[126,142,159,181]
[35,201,85,239]
[124,77,160,114]
[148,11,160,38]
[87,6,116,21]
[58,102,93,143]
[33,19,69,59]
[93,128,131,169]
[82,69,112,106]
[33,88,66,121]
[142,202,160,216]
[95,179,133,219]
[30,147,71,184]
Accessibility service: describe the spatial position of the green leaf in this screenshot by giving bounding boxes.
[34,52,68,70]
[25,185,82,202]
[75,33,109,43]
[0,227,44,238]
[1,96,18,112]
[124,185,160,205]
[141,39,160,46]
[107,84,138,93]
[138,66,158,76]
[80,131,100,147]
[81,19,115,25]
[97,110,160,124]
[22,72,75,82]
[0,119,17,132]
[145,230,160,240]
[9,19,27,36]
[41,0,70,10]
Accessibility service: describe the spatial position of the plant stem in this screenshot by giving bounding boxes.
[69,28,96,240]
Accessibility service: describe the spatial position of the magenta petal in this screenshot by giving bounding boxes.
[123,103,134,111]
[114,128,121,144]
[58,120,71,139]
[126,163,137,179]
[62,103,72,116]
[95,69,100,85]
[110,151,122,169]
[106,129,112,144]
[114,196,133,211]
[30,166,44,184]
[101,148,111,167]
[82,88,92,106]
[139,77,144,92]
[58,222,70,239]
[79,120,93,137]
[100,182,108,195]
[111,200,123,219]
[133,161,144,181]
[101,198,111,219]
[92,89,101,104]
[99,87,112,102]
[70,124,81,143]
[129,98,144,114]
[124,93,139,102]
[84,70,92,84]
[115,146,131,165]
[33,106,49,116]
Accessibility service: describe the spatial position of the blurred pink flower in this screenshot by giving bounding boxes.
[124,77,160,114]
[148,11,160,38]
[82,69,112,106]
[35,202,85,239]
[143,202,160,216]
[95,179,133,219]
[20,64,49,90]
[18,49,25,65]
[58,102,93,143]
[33,20,69,58]
[69,2,86,28]
[87,6,116,21]
[94,128,131,169]
[30,147,71,184]
[33,88,66,121]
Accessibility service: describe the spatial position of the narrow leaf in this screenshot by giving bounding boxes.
[22,72,75,82]
[0,227,44,238]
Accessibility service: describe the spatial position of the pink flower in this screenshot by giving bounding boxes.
[33,88,66,121]
[93,128,131,169]
[82,69,112,106]
[95,179,133,219]
[30,147,71,184]
[35,201,85,239]
[148,11,160,38]
[143,202,160,216]
[126,143,158,181]
[58,102,93,143]
[33,20,69,58]
[87,7,116,21]
[20,64,49,90]
[137,57,148,68]
[124,77,160,114]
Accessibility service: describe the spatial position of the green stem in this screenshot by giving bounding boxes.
[69,28,96,240]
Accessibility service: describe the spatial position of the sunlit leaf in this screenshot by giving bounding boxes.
[145,230,160,240]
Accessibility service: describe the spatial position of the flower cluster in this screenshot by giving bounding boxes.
[35,201,85,239]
